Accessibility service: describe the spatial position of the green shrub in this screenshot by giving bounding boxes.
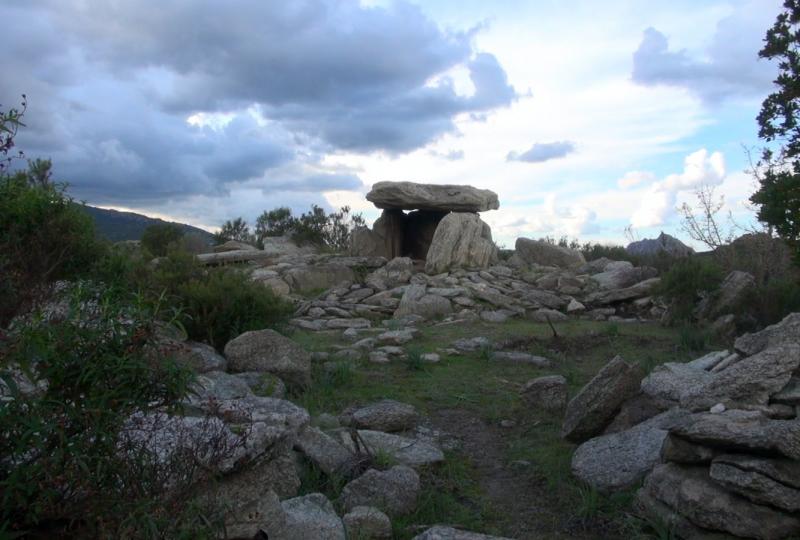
[737,278,800,330]
[0,284,220,538]
[580,243,637,264]
[176,267,293,349]
[0,175,102,325]
[141,223,185,257]
[655,257,725,322]
[676,324,708,353]
[405,347,426,371]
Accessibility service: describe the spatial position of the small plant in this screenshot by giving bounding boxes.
[317,361,356,390]
[677,324,708,353]
[297,458,348,500]
[405,347,426,371]
[478,343,495,362]
[575,484,603,520]
[372,449,398,469]
[253,373,279,397]
[602,322,620,338]
[655,257,724,323]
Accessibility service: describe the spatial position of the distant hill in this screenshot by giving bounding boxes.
[80,205,215,244]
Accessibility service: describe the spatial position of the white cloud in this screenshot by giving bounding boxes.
[630,149,726,228]
[618,170,655,189]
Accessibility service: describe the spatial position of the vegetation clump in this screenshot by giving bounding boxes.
[0,284,225,538]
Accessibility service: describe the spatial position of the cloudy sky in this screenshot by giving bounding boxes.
[1,0,782,248]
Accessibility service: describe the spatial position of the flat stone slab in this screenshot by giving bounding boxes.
[339,430,444,468]
[412,526,514,539]
[366,181,499,212]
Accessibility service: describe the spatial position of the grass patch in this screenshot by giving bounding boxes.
[393,454,496,539]
[289,318,706,539]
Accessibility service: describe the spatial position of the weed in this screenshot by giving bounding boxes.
[393,453,494,539]
[478,343,495,362]
[372,449,398,469]
[576,484,603,520]
[297,458,347,501]
[602,322,620,338]
[404,347,426,371]
[676,324,707,353]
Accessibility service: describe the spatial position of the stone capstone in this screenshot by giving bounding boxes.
[366,181,499,213]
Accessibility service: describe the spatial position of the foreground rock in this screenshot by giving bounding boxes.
[343,506,393,539]
[351,400,419,432]
[340,465,420,517]
[561,356,643,442]
[277,493,346,540]
[571,410,687,493]
[412,527,514,539]
[640,463,800,540]
[521,375,568,411]
[670,410,800,460]
[224,329,311,389]
[570,313,800,538]
[339,430,445,468]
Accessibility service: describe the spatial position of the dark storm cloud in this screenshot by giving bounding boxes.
[631,4,778,103]
[37,0,518,151]
[507,141,576,163]
[0,0,516,207]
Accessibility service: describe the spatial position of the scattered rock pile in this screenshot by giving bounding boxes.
[115,323,489,539]
[289,255,663,331]
[568,313,800,539]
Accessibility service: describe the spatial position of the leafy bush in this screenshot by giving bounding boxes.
[175,267,294,349]
[0,284,222,538]
[655,257,725,322]
[141,223,185,257]
[213,216,255,245]
[0,174,103,325]
[737,278,800,330]
[579,243,634,263]
[255,206,296,240]
[250,204,365,252]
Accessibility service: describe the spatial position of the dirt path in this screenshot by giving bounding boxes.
[429,408,619,540]
[429,408,550,539]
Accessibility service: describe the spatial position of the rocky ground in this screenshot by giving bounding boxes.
[121,227,792,539]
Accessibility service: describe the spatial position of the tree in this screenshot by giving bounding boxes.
[325,205,365,252]
[255,206,296,242]
[752,1,800,256]
[214,217,253,244]
[141,223,185,257]
[678,184,735,251]
[0,95,26,176]
[292,204,329,247]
